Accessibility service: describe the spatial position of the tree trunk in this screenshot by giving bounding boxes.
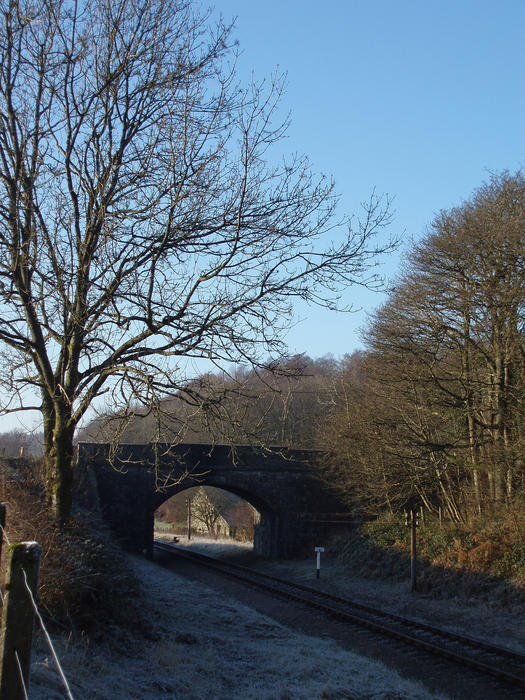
[492,346,505,503]
[44,400,76,526]
[467,412,482,513]
[461,301,482,513]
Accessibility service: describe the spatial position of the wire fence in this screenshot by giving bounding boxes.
[14,651,28,700]
[0,510,75,699]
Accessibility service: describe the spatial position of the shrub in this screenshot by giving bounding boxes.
[352,501,525,603]
[362,513,408,550]
[1,458,149,635]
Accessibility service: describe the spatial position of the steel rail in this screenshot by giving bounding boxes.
[154,540,525,692]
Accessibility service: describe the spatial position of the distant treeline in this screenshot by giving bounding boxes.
[0,429,43,458]
[78,354,340,450]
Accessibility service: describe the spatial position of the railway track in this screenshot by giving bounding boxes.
[154,539,525,696]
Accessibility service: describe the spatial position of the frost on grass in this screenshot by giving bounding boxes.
[29,554,447,700]
[156,532,254,559]
[250,551,525,655]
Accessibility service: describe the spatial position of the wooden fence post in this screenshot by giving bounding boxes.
[0,541,42,700]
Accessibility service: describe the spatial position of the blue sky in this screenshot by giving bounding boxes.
[213,0,525,357]
[5,1,525,432]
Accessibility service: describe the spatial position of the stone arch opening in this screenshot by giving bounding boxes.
[154,485,261,550]
[152,480,282,557]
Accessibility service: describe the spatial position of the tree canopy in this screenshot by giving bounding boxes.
[0,0,394,523]
[322,171,525,519]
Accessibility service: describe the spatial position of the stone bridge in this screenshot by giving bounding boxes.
[77,442,353,558]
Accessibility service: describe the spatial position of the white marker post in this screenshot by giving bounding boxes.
[315,546,325,579]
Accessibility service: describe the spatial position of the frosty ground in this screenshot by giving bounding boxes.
[166,535,525,656]
[29,537,450,700]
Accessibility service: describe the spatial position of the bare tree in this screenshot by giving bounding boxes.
[0,0,394,525]
[350,172,525,519]
[190,487,223,538]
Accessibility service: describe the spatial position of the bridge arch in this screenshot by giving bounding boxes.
[77,442,351,558]
[153,482,277,555]
[154,484,261,547]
